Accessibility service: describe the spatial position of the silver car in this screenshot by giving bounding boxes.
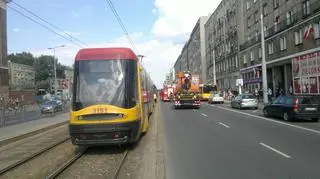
[231,94,258,109]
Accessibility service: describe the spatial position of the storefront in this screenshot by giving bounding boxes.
[292,51,320,95]
[240,64,262,93]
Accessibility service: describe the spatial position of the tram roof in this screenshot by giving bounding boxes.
[75,47,138,61]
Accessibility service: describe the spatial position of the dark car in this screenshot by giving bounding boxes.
[40,100,63,115]
[263,95,320,122]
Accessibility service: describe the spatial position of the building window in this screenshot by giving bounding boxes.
[268,42,274,54]
[255,31,259,41]
[247,16,251,29]
[302,0,311,16]
[246,0,251,10]
[280,36,287,51]
[286,11,293,25]
[273,0,279,9]
[264,25,267,37]
[254,11,259,23]
[250,51,254,61]
[243,54,247,64]
[263,3,268,16]
[294,28,303,45]
[258,47,262,58]
[235,56,238,68]
[274,15,280,32]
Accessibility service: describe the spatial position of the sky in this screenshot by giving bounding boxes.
[7,0,221,88]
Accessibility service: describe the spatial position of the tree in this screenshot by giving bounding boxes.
[34,55,66,81]
[7,52,35,66]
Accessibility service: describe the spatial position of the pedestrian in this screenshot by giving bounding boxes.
[289,85,293,95]
[153,93,157,103]
[268,88,272,102]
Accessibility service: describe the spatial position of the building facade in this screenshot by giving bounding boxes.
[205,0,242,90]
[8,61,36,90]
[173,16,208,84]
[239,0,320,96]
[188,16,208,83]
[0,0,9,99]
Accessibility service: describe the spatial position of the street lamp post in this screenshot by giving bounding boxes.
[137,55,145,66]
[260,0,268,104]
[48,45,65,97]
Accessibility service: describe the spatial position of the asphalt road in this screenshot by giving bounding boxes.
[161,102,320,179]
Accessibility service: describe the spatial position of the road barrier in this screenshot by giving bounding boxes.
[0,104,70,128]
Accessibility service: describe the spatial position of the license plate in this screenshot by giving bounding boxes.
[305,108,316,111]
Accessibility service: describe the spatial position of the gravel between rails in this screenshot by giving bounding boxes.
[0,140,77,179]
[55,146,126,179]
[0,125,69,173]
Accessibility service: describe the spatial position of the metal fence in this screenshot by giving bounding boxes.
[0,102,70,128]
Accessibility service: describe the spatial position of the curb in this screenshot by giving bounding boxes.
[0,121,69,147]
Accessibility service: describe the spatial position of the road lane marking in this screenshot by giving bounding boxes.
[259,142,291,158]
[218,122,230,128]
[201,113,208,117]
[211,105,320,135]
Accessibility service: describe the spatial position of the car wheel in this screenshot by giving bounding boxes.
[311,118,319,122]
[263,109,268,117]
[283,112,289,121]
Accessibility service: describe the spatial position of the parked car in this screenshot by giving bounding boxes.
[231,93,258,109]
[263,95,320,122]
[40,100,63,115]
[208,93,224,104]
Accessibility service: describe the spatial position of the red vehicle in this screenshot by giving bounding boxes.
[162,85,174,102]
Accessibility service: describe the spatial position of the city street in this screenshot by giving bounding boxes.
[161,102,320,179]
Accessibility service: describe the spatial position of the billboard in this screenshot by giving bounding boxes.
[292,52,320,94]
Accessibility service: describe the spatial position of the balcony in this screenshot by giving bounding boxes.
[240,35,261,51]
[240,0,320,51]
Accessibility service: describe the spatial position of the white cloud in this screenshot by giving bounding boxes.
[152,8,157,15]
[152,0,221,38]
[30,32,182,88]
[13,28,20,32]
[30,1,221,87]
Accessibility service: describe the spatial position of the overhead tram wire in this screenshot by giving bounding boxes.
[105,0,139,54]
[10,0,89,47]
[7,5,84,48]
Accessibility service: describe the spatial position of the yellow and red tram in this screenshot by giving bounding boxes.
[69,47,155,146]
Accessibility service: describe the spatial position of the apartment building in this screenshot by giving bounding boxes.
[239,0,320,95]
[205,0,242,90]
[8,61,36,90]
[173,16,208,84]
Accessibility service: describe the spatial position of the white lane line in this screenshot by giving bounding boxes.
[211,105,320,135]
[218,122,230,128]
[259,142,291,158]
[201,113,208,117]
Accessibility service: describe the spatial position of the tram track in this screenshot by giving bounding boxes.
[46,146,129,179]
[0,137,70,176]
[0,124,70,177]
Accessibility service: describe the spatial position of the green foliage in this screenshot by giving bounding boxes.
[8,52,35,66]
[36,79,50,91]
[8,52,69,84]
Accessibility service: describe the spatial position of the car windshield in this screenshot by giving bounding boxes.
[44,101,55,105]
[241,94,254,99]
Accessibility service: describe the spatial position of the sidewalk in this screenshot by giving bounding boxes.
[0,112,69,146]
